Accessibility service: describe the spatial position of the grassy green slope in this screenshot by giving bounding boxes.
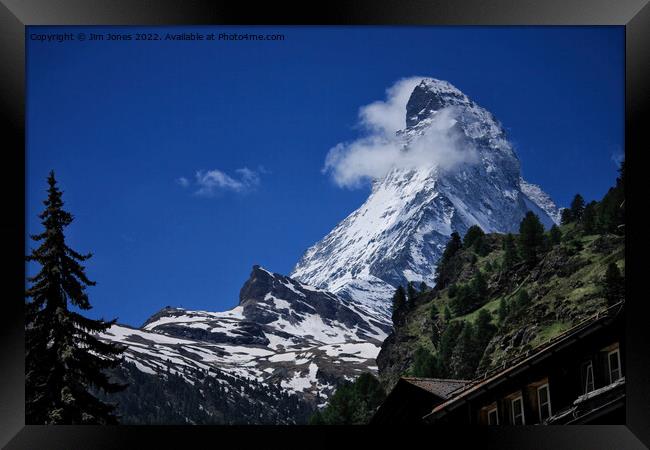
[376,226,624,390]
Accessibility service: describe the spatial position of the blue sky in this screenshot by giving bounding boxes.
[26,26,624,326]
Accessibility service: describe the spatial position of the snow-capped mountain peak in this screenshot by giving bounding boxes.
[292,77,561,318]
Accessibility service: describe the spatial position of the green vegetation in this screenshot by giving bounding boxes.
[434,231,463,288]
[602,262,624,306]
[518,211,545,265]
[309,373,385,425]
[464,225,490,256]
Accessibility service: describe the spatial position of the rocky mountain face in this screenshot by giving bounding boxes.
[291,78,559,319]
[100,266,387,422]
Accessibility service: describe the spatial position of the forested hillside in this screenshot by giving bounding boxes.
[376,163,624,391]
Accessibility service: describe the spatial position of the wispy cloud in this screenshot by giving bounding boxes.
[175,176,190,187]
[176,167,264,197]
[358,76,425,135]
[323,77,478,189]
[610,148,624,167]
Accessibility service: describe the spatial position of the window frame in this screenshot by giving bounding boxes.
[510,395,525,425]
[536,383,552,422]
[487,405,499,425]
[608,349,622,384]
[582,360,595,393]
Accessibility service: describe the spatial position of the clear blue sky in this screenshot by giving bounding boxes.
[26,26,624,327]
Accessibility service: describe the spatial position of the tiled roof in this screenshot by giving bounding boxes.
[402,377,469,399]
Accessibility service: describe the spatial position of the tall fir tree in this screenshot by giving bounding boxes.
[474,309,496,350]
[443,305,453,323]
[411,347,439,378]
[407,281,418,304]
[435,232,463,288]
[560,208,574,225]
[602,262,625,306]
[570,194,586,221]
[549,224,562,245]
[463,225,484,247]
[582,201,598,234]
[391,285,407,326]
[430,304,440,347]
[518,212,545,265]
[25,171,126,424]
[502,233,519,270]
[597,160,625,234]
[449,323,476,379]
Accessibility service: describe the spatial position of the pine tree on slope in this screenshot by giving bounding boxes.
[25,171,125,424]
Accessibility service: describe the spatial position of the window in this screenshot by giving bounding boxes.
[511,396,525,425]
[487,406,499,425]
[581,361,595,393]
[537,384,552,422]
[608,349,622,383]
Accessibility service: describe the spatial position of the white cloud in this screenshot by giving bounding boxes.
[177,167,262,197]
[358,76,425,135]
[324,78,479,189]
[175,176,190,187]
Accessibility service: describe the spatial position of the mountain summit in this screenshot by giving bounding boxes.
[292,78,560,319]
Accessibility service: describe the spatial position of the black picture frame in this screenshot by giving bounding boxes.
[1,1,648,448]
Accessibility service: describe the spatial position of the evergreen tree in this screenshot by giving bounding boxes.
[448,283,458,298]
[502,233,519,270]
[602,262,624,306]
[407,281,418,304]
[435,232,463,288]
[450,284,470,316]
[442,232,463,259]
[549,224,562,245]
[518,212,545,265]
[464,225,484,248]
[560,208,574,225]
[570,194,586,221]
[470,270,488,301]
[25,171,125,424]
[474,309,496,350]
[438,321,463,375]
[391,286,407,326]
[411,347,439,378]
[350,373,386,424]
[463,225,489,255]
[582,201,598,234]
[419,281,429,293]
[430,304,440,347]
[309,410,325,425]
[597,161,625,234]
[313,373,385,425]
[449,323,475,379]
[443,305,453,322]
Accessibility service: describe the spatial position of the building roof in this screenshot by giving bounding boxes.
[401,377,469,399]
[423,301,624,421]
